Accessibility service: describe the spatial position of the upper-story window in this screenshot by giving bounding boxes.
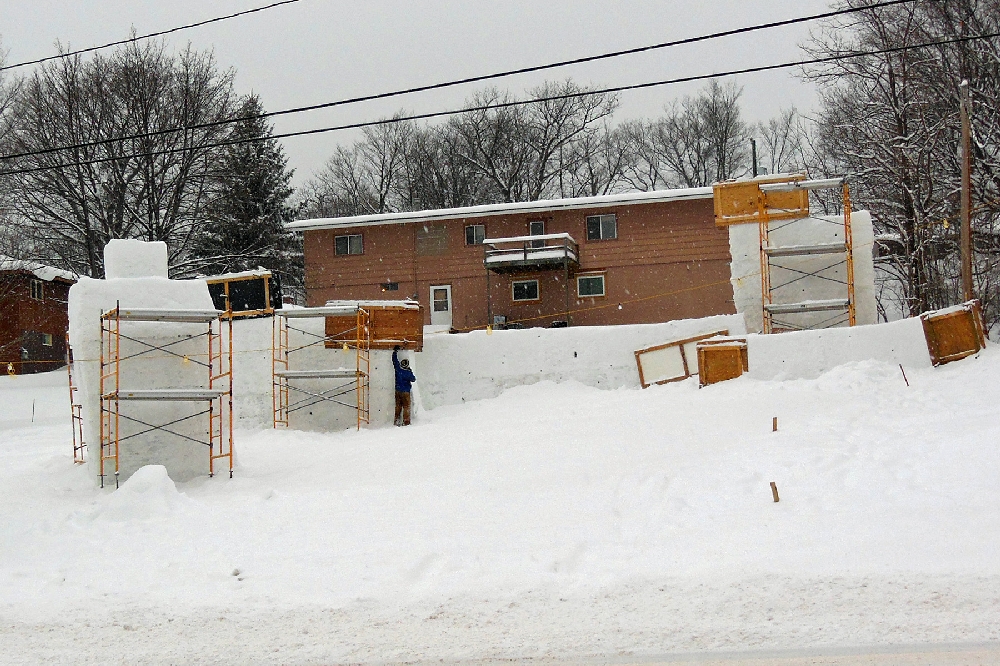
[465,224,486,245]
[335,234,363,256]
[586,214,617,241]
[30,279,44,300]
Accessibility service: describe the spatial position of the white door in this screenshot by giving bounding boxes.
[430,285,453,327]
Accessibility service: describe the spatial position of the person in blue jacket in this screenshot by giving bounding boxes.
[392,345,416,426]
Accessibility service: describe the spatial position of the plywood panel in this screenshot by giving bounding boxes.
[634,330,728,388]
[325,306,424,351]
[921,300,986,366]
[697,339,748,387]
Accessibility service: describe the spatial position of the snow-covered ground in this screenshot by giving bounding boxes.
[1,337,999,664]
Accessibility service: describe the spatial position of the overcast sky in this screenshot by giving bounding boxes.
[2,0,831,186]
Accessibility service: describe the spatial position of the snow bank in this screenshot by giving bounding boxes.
[103,239,168,279]
[92,465,194,522]
[746,317,932,381]
[730,211,877,333]
[414,314,745,409]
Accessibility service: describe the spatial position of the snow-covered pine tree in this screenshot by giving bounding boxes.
[194,94,301,291]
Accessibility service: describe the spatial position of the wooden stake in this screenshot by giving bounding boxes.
[772,416,778,432]
[770,481,780,503]
[899,364,909,387]
[960,80,974,302]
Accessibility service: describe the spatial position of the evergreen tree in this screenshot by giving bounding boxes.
[196,94,301,287]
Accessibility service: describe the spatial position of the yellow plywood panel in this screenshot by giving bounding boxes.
[325,306,424,351]
[921,300,986,366]
[697,339,748,387]
[714,174,809,227]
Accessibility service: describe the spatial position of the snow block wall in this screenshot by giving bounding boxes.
[745,317,932,381]
[103,239,168,279]
[69,271,218,485]
[730,211,878,333]
[414,314,745,410]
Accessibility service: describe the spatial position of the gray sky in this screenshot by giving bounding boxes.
[1,0,831,186]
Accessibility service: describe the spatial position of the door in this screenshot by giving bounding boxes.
[529,220,545,248]
[430,285,453,327]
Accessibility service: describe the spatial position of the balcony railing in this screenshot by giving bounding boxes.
[483,233,579,273]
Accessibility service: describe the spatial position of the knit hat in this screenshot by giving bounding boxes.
[400,359,410,368]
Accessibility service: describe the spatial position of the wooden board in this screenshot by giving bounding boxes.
[325,306,424,351]
[697,339,748,387]
[713,175,809,227]
[921,300,986,366]
[634,330,728,388]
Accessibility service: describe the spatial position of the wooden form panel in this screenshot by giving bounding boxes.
[696,338,749,387]
[713,175,809,227]
[634,330,728,388]
[325,306,424,351]
[921,300,986,366]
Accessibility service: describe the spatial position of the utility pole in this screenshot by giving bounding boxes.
[750,138,758,178]
[960,80,973,302]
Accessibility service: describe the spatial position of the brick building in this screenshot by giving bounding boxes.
[288,188,736,330]
[0,258,76,375]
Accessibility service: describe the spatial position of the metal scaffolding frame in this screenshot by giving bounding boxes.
[272,306,371,431]
[99,305,233,488]
[66,331,85,464]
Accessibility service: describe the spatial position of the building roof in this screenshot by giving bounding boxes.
[285,187,714,231]
[0,255,78,282]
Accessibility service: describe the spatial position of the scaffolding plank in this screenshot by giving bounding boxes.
[279,306,360,318]
[106,308,223,323]
[106,388,227,401]
[764,299,850,314]
[764,242,847,257]
[275,368,361,379]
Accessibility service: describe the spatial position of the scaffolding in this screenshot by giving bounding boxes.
[715,175,856,334]
[99,306,233,488]
[272,306,371,431]
[66,331,85,464]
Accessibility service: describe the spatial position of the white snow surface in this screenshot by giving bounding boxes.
[2,316,999,663]
[103,239,169,279]
[0,255,77,282]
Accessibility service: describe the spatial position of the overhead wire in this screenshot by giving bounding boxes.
[1,28,997,179]
[0,0,918,163]
[0,0,307,73]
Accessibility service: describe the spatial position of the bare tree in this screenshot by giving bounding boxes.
[805,0,1000,322]
[755,108,807,176]
[3,39,235,277]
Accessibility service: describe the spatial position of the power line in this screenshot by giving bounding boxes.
[2,28,995,179]
[0,0,307,73]
[0,0,917,163]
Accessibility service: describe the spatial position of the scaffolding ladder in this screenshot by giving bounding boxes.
[273,306,371,430]
[66,332,85,464]
[715,175,856,334]
[99,305,233,488]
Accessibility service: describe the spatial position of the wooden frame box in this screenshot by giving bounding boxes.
[921,300,986,366]
[634,330,728,388]
[696,338,749,387]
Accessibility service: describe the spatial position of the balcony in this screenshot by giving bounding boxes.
[483,233,580,273]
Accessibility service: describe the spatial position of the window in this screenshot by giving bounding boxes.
[577,274,606,298]
[30,279,44,300]
[380,282,399,292]
[586,214,617,241]
[465,224,486,245]
[528,220,545,248]
[41,333,53,347]
[335,234,363,255]
[512,279,539,301]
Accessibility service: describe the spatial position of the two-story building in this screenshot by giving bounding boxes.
[287,187,736,330]
[0,257,77,374]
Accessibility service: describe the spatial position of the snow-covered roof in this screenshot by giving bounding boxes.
[201,268,272,281]
[0,255,78,282]
[286,187,714,231]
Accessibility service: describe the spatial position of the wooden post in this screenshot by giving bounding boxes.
[960,80,974,302]
[770,481,780,503]
[772,416,778,432]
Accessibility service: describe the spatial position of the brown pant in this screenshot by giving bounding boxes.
[394,391,411,425]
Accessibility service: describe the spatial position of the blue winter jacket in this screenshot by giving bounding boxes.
[393,349,416,393]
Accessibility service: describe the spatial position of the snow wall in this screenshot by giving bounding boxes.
[745,317,932,381]
[68,275,217,485]
[730,210,878,333]
[413,314,745,410]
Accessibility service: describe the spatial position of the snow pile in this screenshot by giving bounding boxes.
[92,465,195,522]
[415,314,744,409]
[103,239,168,279]
[729,210,878,332]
